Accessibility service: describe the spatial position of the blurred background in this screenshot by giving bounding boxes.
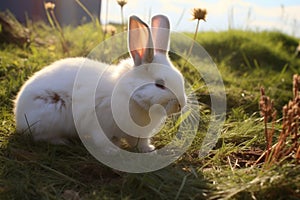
[0,0,101,25]
[0,0,299,36]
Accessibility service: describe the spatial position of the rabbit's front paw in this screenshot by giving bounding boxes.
[138,144,155,153]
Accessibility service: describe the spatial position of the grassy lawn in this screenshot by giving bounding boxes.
[1,18,300,199]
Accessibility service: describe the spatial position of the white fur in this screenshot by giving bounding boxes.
[14,15,186,152]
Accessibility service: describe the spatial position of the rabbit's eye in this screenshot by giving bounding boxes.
[155,79,165,89]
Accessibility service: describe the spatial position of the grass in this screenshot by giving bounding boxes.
[1,18,300,199]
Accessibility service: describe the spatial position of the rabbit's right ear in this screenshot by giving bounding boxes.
[129,15,154,66]
[151,15,170,54]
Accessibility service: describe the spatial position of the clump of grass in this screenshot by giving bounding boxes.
[208,163,300,200]
[0,11,30,47]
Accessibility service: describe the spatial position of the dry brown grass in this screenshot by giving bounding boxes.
[259,74,300,167]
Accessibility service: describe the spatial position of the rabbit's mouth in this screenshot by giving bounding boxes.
[128,96,182,128]
[131,97,181,115]
[163,99,182,115]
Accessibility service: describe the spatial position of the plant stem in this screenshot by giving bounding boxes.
[103,0,109,39]
[193,19,200,42]
[121,6,124,47]
[264,116,270,163]
[121,6,124,28]
[184,19,200,67]
[49,10,69,54]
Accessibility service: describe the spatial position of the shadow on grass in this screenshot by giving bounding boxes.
[1,132,213,200]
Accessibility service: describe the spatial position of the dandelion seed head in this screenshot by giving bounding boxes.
[192,8,207,21]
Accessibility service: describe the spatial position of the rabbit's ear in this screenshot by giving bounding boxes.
[129,15,154,66]
[151,15,170,54]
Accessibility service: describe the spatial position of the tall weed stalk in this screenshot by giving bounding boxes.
[259,74,300,167]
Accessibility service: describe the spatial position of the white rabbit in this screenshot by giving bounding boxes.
[14,15,187,153]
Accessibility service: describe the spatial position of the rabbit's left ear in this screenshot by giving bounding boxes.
[151,15,170,54]
[129,15,154,66]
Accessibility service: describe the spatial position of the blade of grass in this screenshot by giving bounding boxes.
[175,174,189,200]
[75,0,96,25]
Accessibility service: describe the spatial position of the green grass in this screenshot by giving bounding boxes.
[1,20,300,200]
